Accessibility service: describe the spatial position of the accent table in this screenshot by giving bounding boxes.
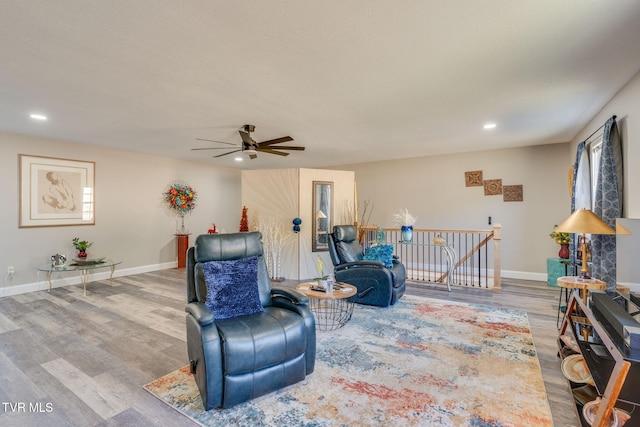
[38,259,122,296]
[556,276,606,338]
[556,275,606,305]
[295,282,357,331]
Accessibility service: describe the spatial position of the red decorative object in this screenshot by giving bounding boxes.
[77,251,87,258]
[208,223,217,234]
[559,243,570,259]
[239,206,249,232]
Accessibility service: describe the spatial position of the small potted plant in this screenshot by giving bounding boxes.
[72,237,93,258]
[392,208,417,242]
[313,256,329,290]
[549,225,571,259]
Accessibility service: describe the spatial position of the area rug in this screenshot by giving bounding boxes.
[144,295,553,426]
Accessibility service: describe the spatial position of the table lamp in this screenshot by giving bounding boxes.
[555,209,615,279]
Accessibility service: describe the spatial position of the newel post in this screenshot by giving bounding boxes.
[493,224,502,289]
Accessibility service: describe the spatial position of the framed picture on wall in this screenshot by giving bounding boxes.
[19,154,95,227]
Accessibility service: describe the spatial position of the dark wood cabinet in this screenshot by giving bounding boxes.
[176,234,189,269]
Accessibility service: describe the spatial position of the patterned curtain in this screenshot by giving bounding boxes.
[591,117,622,291]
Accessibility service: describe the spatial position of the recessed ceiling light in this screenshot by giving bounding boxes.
[30,113,48,121]
[483,123,496,130]
[234,157,243,162]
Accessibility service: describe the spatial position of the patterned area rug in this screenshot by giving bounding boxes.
[144,295,553,426]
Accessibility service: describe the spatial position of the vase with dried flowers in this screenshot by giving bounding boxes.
[163,180,197,234]
[392,208,417,243]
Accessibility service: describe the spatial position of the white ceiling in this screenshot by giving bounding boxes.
[2,1,640,170]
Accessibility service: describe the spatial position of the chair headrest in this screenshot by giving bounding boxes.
[194,232,263,262]
[333,225,357,242]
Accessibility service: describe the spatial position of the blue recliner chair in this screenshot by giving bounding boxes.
[328,225,406,307]
[185,232,316,409]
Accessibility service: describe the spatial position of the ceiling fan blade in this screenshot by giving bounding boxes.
[191,147,240,151]
[195,138,238,147]
[214,149,241,158]
[258,136,294,145]
[256,148,290,156]
[266,145,305,151]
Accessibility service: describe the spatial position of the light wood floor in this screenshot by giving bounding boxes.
[0,270,578,426]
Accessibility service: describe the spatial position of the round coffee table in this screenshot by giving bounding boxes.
[295,282,357,331]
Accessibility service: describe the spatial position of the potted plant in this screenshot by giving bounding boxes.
[549,225,571,259]
[72,237,93,258]
[392,208,417,242]
[313,256,330,291]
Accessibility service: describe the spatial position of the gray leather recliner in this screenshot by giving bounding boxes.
[329,225,406,307]
[185,231,316,409]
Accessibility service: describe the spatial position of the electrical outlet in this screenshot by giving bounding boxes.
[7,266,14,274]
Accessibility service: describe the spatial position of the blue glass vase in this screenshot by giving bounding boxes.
[401,225,413,243]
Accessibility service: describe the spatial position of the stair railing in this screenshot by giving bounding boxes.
[360,224,502,289]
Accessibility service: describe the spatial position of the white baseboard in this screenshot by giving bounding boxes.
[1,262,633,297]
[500,270,548,282]
[0,262,177,298]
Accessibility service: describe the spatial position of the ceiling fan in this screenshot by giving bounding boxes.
[192,124,305,160]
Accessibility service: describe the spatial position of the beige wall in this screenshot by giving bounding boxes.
[4,71,640,293]
[568,69,640,219]
[1,132,241,294]
[242,168,354,280]
[333,71,640,282]
[337,143,572,279]
[567,69,640,287]
[298,169,355,280]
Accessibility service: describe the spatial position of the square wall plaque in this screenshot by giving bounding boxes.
[503,185,524,202]
[483,179,502,196]
[465,170,483,187]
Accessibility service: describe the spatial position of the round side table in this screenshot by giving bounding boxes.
[556,276,606,305]
[295,282,357,331]
[556,276,606,337]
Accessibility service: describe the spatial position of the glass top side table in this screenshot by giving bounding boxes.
[38,259,122,296]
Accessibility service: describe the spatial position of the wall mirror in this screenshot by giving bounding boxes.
[312,181,333,252]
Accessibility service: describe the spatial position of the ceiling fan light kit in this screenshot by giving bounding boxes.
[192,124,305,160]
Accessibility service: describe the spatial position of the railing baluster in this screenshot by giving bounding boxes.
[358,226,500,290]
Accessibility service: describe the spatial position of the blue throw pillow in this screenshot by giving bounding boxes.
[363,244,394,268]
[203,256,264,320]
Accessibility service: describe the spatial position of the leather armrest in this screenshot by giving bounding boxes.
[271,287,309,305]
[185,302,214,326]
[335,260,385,271]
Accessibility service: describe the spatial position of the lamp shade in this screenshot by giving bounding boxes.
[555,209,615,235]
[615,220,633,235]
